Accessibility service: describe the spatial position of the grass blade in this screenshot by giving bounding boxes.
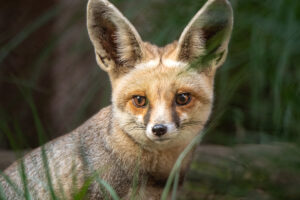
[171,170,180,200]
[18,159,32,200]
[0,171,23,198]
[0,179,7,200]
[95,176,120,200]
[161,130,206,200]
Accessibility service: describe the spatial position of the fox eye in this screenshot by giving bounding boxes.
[132,95,147,108]
[175,93,191,106]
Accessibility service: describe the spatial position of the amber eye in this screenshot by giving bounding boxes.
[175,93,191,106]
[132,95,147,108]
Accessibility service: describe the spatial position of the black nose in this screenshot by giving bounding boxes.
[152,124,167,136]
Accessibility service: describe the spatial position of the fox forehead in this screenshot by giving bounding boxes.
[113,62,213,106]
[135,59,186,69]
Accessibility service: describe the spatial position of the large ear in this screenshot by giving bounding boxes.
[87,0,144,76]
[177,0,233,70]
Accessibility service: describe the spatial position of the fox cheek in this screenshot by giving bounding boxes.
[179,112,189,122]
[137,115,144,123]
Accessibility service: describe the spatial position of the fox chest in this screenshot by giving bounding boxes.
[86,158,185,200]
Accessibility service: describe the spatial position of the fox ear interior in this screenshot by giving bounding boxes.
[87,0,144,76]
[177,0,233,69]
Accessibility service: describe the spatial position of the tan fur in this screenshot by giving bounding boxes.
[1,0,233,199]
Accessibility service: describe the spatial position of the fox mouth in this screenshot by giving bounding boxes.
[152,138,171,142]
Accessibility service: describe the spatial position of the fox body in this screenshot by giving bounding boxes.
[1,0,233,199]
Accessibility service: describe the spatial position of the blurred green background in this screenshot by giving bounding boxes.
[0,0,300,199]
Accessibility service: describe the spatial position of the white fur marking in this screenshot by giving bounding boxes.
[135,59,187,69]
[165,123,176,133]
[154,104,167,120]
[135,59,159,69]
[181,113,188,121]
[137,115,143,123]
[146,123,153,137]
[162,59,187,68]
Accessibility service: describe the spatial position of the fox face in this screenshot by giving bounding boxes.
[87,0,233,149]
[112,55,214,149]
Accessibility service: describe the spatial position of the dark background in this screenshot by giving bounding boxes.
[0,0,300,199]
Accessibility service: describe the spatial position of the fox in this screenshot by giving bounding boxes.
[0,0,233,199]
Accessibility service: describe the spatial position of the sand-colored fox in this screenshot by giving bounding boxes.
[1,0,233,199]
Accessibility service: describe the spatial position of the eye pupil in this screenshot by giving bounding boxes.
[176,93,191,106]
[179,95,186,103]
[132,95,147,108]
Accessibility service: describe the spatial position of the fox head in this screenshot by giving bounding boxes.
[87,0,233,150]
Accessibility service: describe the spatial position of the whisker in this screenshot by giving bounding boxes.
[181,120,205,128]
